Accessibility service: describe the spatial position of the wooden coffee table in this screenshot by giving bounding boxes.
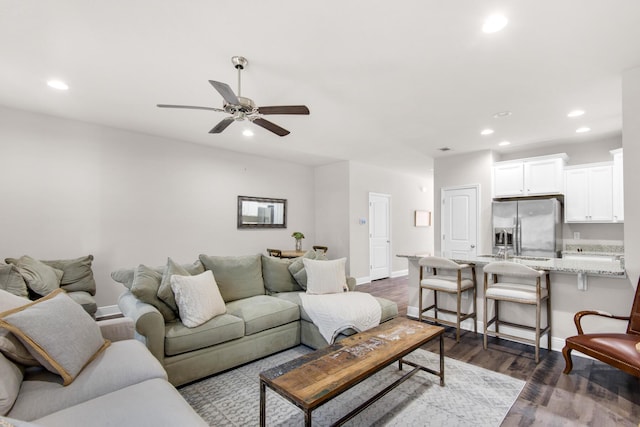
[259,317,445,426]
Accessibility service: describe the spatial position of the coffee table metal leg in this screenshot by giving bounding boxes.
[260,380,266,427]
[305,409,312,426]
[439,333,445,386]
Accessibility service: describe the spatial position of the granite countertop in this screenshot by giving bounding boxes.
[397,252,625,277]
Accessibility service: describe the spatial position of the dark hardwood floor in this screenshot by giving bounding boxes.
[358,276,640,426]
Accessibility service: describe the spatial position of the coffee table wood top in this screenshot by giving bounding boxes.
[260,317,443,410]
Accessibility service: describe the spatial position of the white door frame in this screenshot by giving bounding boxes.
[369,192,391,281]
[440,184,479,258]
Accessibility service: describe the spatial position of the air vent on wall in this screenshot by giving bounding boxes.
[438,147,452,152]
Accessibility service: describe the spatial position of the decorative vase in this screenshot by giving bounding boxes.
[295,239,302,251]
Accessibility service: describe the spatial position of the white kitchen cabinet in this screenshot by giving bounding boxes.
[564,163,613,222]
[493,154,567,197]
[611,148,624,222]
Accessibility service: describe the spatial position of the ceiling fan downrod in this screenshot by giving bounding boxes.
[232,56,247,97]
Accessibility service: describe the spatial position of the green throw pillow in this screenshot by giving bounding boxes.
[158,258,191,312]
[131,265,176,322]
[0,264,28,298]
[287,250,327,290]
[261,255,301,293]
[198,254,264,302]
[5,256,63,297]
[42,255,96,295]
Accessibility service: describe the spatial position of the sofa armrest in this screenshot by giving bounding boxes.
[347,277,356,292]
[97,317,135,342]
[118,291,166,363]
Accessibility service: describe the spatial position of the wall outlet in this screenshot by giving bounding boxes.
[573,232,580,240]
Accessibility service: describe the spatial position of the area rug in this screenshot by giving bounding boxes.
[179,346,525,426]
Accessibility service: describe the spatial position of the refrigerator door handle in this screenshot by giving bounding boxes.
[516,217,521,255]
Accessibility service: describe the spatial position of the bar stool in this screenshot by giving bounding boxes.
[418,256,477,342]
[483,261,551,363]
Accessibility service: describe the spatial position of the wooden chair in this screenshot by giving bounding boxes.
[266,248,282,258]
[418,256,477,342]
[312,245,328,254]
[563,277,640,378]
[483,261,551,363]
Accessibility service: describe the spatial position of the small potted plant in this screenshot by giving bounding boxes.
[291,231,305,251]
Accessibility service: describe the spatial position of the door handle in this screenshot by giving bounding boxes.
[470,244,476,249]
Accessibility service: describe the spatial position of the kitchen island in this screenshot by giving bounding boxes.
[396,252,632,352]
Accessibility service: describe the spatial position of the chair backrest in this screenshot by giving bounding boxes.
[627,277,640,335]
[312,245,328,254]
[483,261,545,278]
[419,256,463,270]
[266,248,282,257]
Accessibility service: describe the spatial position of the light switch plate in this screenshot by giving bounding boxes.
[573,232,580,240]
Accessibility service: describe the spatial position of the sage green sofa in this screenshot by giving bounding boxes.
[114,252,398,386]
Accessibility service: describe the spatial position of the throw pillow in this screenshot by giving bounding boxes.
[261,255,301,294]
[112,260,204,290]
[42,255,97,295]
[171,270,226,328]
[0,352,22,416]
[303,258,348,295]
[287,250,327,290]
[130,265,176,322]
[0,289,110,385]
[0,264,28,298]
[5,256,63,297]
[158,258,191,312]
[0,289,38,366]
[198,254,264,302]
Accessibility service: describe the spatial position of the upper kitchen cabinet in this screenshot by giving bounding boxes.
[611,148,624,222]
[564,163,613,223]
[493,154,568,198]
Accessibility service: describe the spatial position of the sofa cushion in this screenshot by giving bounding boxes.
[65,291,98,317]
[5,256,63,297]
[158,258,190,312]
[112,260,204,291]
[303,258,347,294]
[287,250,326,290]
[0,289,110,386]
[164,314,244,356]
[41,255,96,296]
[198,254,264,303]
[0,352,22,416]
[171,270,226,328]
[261,255,302,294]
[130,265,176,322]
[0,264,28,298]
[7,340,167,421]
[0,290,37,366]
[225,295,299,336]
[33,378,208,427]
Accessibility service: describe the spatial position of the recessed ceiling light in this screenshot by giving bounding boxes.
[242,129,254,137]
[567,110,585,118]
[481,129,494,136]
[482,14,508,33]
[493,111,512,119]
[576,127,591,133]
[47,80,69,91]
[498,141,511,146]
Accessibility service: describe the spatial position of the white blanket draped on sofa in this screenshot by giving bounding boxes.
[299,291,382,343]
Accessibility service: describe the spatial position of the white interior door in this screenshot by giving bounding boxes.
[441,186,478,258]
[369,193,391,280]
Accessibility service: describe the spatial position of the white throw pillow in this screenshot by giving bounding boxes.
[303,258,347,295]
[171,270,226,328]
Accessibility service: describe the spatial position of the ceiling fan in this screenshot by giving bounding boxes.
[157,56,309,137]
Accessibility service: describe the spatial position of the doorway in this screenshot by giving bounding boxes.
[441,185,478,258]
[369,192,391,280]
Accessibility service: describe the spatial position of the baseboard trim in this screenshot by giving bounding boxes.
[356,270,408,286]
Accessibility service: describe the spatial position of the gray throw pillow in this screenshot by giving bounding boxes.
[158,258,191,312]
[5,256,63,297]
[0,352,22,416]
[112,260,204,291]
[287,250,327,290]
[198,254,264,302]
[0,289,110,386]
[261,255,301,293]
[42,255,96,296]
[0,289,38,366]
[131,265,176,322]
[0,264,28,298]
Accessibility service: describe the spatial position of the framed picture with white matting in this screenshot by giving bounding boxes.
[415,210,431,227]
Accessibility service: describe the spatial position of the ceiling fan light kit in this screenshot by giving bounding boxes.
[157,56,309,137]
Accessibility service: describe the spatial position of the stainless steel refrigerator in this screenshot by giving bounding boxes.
[492,198,562,258]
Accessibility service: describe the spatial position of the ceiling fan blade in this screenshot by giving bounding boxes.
[209,117,235,134]
[157,104,224,112]
[209,80,240,105]
[252,118,290,137]
[257,105,310,115]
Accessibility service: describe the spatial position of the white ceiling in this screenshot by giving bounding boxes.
[1,1,639,176]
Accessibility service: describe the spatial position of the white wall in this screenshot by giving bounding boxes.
[0,107,316,306]
[348,162,434,281]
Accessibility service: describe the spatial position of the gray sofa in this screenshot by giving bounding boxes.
[114,253,398,386]
[1,318,206,427]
